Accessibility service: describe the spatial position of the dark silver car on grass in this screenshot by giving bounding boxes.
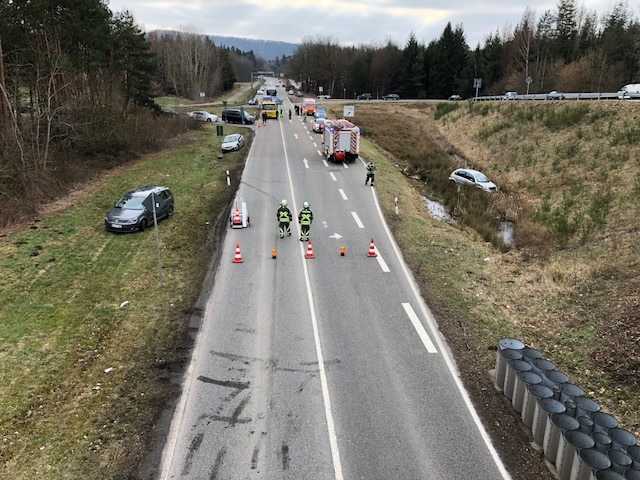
[104,186,174,232]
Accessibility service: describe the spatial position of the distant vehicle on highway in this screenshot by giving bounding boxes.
[449,168,497,192]
[247,97,258,106]
[222,108,255,124]
[312,117,326,133]
[448,95,463,101]
[302,98,316,116]
[618,84,640,99]
[546,91,565,100]
[357,93,372,100]
[503,91,518,100]
[318,94,331,100]
[295,91,304,97]
[256,89,266,96]
[266,87,277,97]
[288,89,295,95]
[188,111,217,122]
[221,133,245,152]
[382,93,400,101]
[105,186,174,232]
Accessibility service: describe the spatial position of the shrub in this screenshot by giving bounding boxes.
[610,123,640,146]
[434,102,460,120]
[542,104,591,130]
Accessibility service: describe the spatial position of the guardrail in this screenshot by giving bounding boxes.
[474,92,620,101]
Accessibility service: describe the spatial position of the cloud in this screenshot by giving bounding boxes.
[107,0,631,46]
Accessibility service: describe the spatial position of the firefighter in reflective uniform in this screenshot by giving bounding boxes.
[365,161,376,186]
[277,200,292,238]
[298,202,313,241]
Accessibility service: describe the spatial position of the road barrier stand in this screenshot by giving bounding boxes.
[339,246,347,256]
[492,338,640,479]
[271,248,278,259]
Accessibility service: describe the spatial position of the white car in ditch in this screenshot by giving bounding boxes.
[449,168,498,192]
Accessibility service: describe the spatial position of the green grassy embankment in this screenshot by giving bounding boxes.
[0,126,252,479]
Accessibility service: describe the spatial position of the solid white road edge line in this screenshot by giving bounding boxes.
[368,185,513,480]
[376,254,390,273]
[338,188,348,200]
[351,211,364,229]
[401,303,437,353]
[329,172,337,182]
[303,158,309,169]
[323,159,329,168]
[279,120,345,480]
[157,133,259,480]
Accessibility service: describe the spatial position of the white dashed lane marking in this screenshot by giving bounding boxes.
[338,189,348,200]
[303,158,309,169]
[329,172,337,182]
[351,211,364,229]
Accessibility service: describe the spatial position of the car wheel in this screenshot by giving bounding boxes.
[207,118,212,123]
[139,219,148,231]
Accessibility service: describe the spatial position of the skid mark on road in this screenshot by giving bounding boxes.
[230,394,251,427]
[197,376,250,390]
[181,432,204,476]
[208,448,226,480]
[282,443,291,470]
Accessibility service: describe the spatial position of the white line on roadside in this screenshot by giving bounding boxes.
[368,180,512,480]
[338,188,348,200]
[322,159,329,168]
[359,158,367,167]
[329,172,337,182]
[343,162,349,169]
[401,303,437,353]
[317,150,322,157]
[351,211,364,229]
[303,158,309,169]
[279,121,345,480]
[376,254,390,273]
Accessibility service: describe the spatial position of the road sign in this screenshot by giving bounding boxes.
[343,105,355,118]
[199,92,205,98]
[473,78,482,89]
[319,86,324,93]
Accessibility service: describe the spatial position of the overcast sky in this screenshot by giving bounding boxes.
[108,0,630,47]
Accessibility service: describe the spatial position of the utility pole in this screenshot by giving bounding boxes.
[0,38,6,118]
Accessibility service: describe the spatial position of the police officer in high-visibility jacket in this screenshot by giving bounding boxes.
[365,161,376,186]
[298,201,314,241]
[277,199,292,238]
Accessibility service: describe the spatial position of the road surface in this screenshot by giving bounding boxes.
[157,80,511,480]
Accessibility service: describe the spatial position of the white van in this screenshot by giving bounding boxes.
[618,84,640,100]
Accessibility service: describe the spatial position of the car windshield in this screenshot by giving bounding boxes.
[116,195,145,210]
[474,172,489,182]
[223,135,238,143]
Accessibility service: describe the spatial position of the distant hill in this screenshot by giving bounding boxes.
[148,30,298,61]
[209,35,298,61]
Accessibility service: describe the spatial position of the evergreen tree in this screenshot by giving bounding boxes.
[399,33,424,98]
[219,49,236,91]
[556,0,578,62]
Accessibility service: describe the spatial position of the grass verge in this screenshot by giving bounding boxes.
[0,126,252,479]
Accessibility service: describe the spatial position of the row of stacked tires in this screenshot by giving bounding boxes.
[496,338,639,480]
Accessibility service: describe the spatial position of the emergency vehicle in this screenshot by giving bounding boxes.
[323,119,361,163]
[302,98,316,116]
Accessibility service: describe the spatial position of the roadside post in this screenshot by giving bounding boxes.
[395,196,399,216]
[473,78,482,100]
[226,170,231,187]
[151,191,164,286]
[526,76,532,95]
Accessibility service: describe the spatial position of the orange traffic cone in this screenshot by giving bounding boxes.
[339,246,347,257]
[367,239,377,257]
[271,247,278,259]
[232,243,244,263]
[304,241,316,259]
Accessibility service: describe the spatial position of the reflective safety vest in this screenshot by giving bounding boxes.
[299,209,313,225]
[278,208,291,223]
[367,163,376,173]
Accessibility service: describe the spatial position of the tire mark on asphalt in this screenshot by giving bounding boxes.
[251,445,260,470]
[181,432,204,476]
[208,448,226,480]
[230,394,251,427]
[197,376,249,390]
[282,443,290,470]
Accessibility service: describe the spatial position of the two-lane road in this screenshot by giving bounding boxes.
[157,81,511,480]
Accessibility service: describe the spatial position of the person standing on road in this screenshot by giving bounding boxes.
[298,202,313,241]
[365,161,376,186]
[277,200,292,238]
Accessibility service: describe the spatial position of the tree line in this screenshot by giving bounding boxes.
[286,0,640,98]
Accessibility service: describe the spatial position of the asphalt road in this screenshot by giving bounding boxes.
[157,80,512,480]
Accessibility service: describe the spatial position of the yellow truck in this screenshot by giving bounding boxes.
[262,100,278,119]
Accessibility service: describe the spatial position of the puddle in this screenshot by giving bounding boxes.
[423,196,455,223]
[498,221,515,247]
